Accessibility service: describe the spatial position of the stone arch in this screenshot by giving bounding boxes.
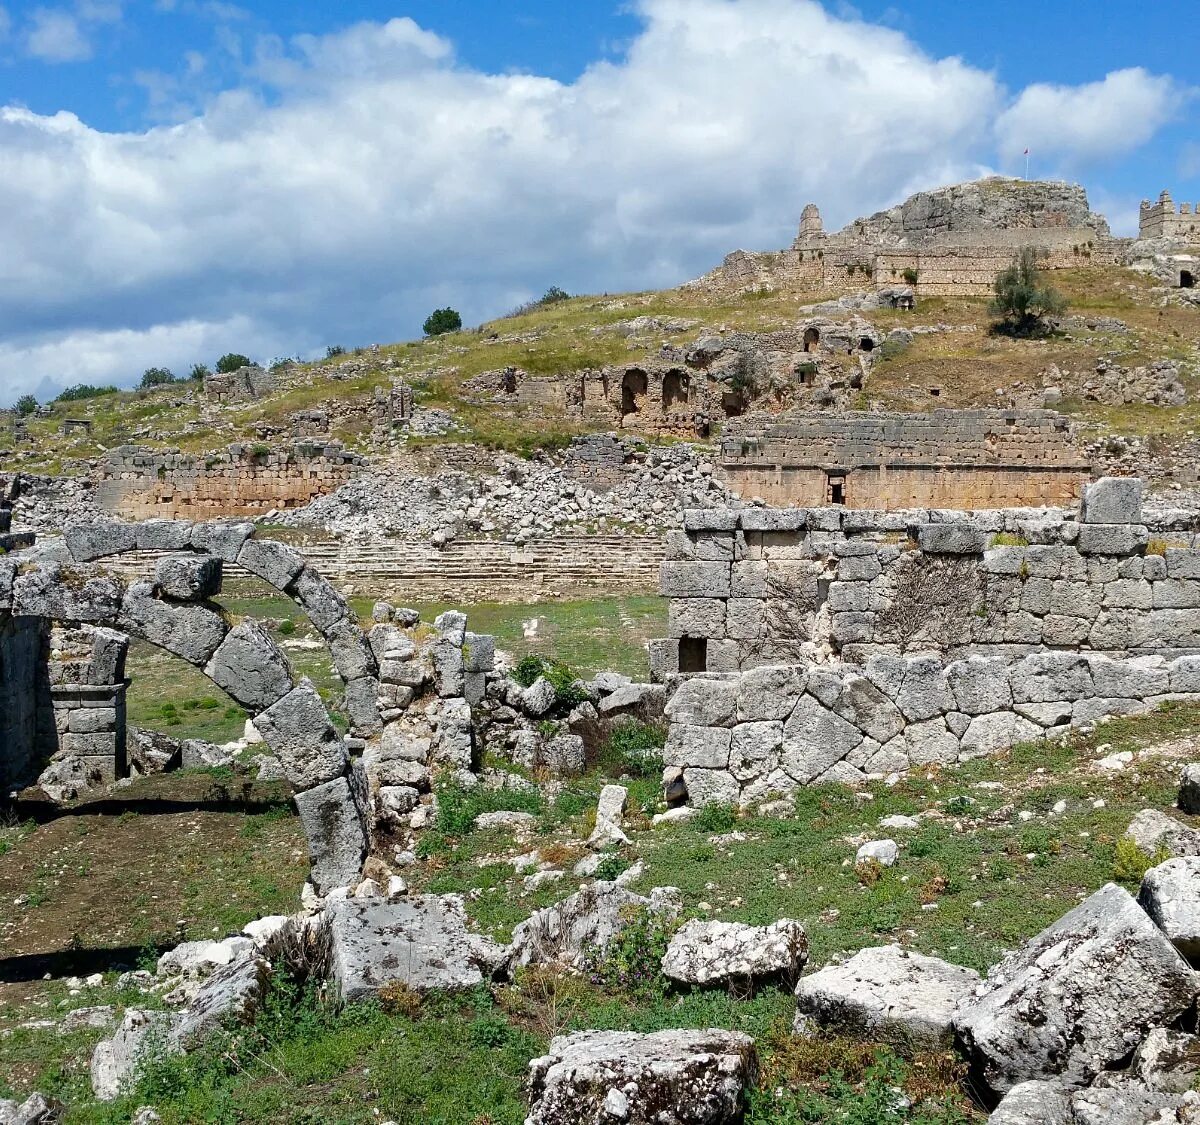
[3,529,373,894]
[662,369,689,411]
[803,327,820,353]
[1182,270,1195,290]
[621,369,648,416]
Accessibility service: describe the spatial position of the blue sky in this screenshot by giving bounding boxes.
[0,0,1196,404]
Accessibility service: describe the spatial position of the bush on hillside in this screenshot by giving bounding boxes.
[189,363,210,381]
[140,367,176,388]
[215,353,253,373]
[510,655,588,709]
[423,307,463,336]
[56,384,118,402]
[14,394,37,416]
[989,248,1066,337]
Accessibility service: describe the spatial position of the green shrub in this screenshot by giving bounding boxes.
[189,363,210,381]
[509,655,588,709]
[423,307,463,336]
[325,345,346,358]
[140,367,176,388]
[990,532,1030,548]
[15,394,37,415]
[582,906,674,997]
[989,248,1067,336]
[215,353,253,373]
[594,853,631,882]
[56,383,118,402]
[278,618,296,636]
[434,782,542,837]
[599,721,666,778]
[901,266,919,285]
[1113,836,1169,883]
[693,802,737,833]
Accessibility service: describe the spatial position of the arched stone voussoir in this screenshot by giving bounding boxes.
[117,580,229,668]
[286,565,350,633]
[11,562,125,623]
[236,538,306,591]
[295,776,368,894]
[253,677,349,791]
[63,517,138,563]
[190,520,256,562]
[204,619,293,713]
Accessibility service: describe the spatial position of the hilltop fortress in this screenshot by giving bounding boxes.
[700,178,1199,296]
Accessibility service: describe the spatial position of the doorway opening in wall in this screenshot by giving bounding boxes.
[1182,270,1196,289]
[679,637,707,674]
[803,327,820,353]
[662,369,689,410]
[826,472,846,505]
[859,337,875,352]
[622,369,648,416]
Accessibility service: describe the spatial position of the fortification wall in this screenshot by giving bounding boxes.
[1140,193,1200,243]
[650,479,1199,678]
[95,443,365,520]
[720,410,1091,509]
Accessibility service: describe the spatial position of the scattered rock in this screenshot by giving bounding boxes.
[661,918,807,987]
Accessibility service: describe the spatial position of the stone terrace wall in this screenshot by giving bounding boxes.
[650,479,1200,678]
[720,410,1090,509]
[95,443,365,520]
[662,649,1200,807]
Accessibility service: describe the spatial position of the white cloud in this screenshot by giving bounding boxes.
[0,1,1189,404]
[995,67,1190,167]
[26,8,91,61]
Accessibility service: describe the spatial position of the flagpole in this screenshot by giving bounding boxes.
[1024,150,1030,180]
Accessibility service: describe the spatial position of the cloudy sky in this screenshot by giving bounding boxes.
[0,0,1196,406]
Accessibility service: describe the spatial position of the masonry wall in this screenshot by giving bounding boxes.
[650,486,1200,679]
[0,615,46,791]
[95,443,365,519]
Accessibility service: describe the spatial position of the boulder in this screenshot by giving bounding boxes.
[326,895,508,1002]
[661,919,807,987]
[0,1092,65,1123]
[794,944,978,1050]
[154,554,221,601]
[91,1009,177,1100]
[1139,857,1200,959]
[171,957,270,1047]
[954,882,1199,1096]
[526,1028,756,1125]
[157,936,254,978]
[587,784,629,849]
[1125,810,1200,859]
[522,677,558,717]
[856,839,899,867]
[1178,764,1200,815]
[986,1081,1074,1124]
[1132,1027,1200,1094]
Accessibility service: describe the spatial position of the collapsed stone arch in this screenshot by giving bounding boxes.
[1,516,379,894]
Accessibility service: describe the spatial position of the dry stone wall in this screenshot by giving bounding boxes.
[95,443,365,520]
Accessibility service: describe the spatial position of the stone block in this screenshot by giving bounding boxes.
[253,678,347,789]
[343,677,383,735]
[1139,857,1200,960]
[132,519,190,552]
[287,566,349,632]
[325,618,377,683]
[295,776,366,893]
[89,627,128,685]
[665,677,738,727]
[13,565,124,623]
[659,560,730,599]
[725,599,764,641]
[905,718,960,765]
[647,638,679,682]
[796,944,979,1051]
[64,518,137,562]
[947,656,1013,715]
[728,721,782,781]
[683,508,738,532]
[916,523,987,555]
[682,767,740,806]
[668,598,727,639]
[190,521,255,562]
[1125,809,1200,859]
[0,557,14,611]
[118,580,227,666]
[1081,476,1143,524]
[1077,524,1149,556]
[960,713,1042,758]
[828,582,871,612]
[462,633,494,673]
[729,560,769,598]
[737,665,805,721]
[954,883,1197,1095]
[663,918,806,986]
[739,508,807,532]
[1009,652,1093,704]
[1170,657,1200,694]
[155,554,222,601]
[1154,580,1200,609]
[1179,763,1200,815]
[664,725,732,770]
[981,547,1026,576]
[1088,655,1169,699]
[1166,549,1200,580]
[1041,614,1091,646]
[1103,579,1153,609]
[67,707,117,734]
[837,554,882,581]
[236,538,305,590]
[894,657,954,721]
[1015,701,1073,728]
[782,695,863,782]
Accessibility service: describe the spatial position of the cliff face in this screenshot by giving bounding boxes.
[841,178,1111,247]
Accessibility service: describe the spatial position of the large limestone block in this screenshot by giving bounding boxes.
[1139,857,1200,959]
[287,566,349,632]
[1179,763,1200,815]
[668,598,727,639]
[118,581,228,666]
[985,1082,1075,1125]
[526,1028,757,1125]
[135,519,192,551]
[91,1009,177,1100]
[326,895,508,1002]
[660,561,731,599]
[894,657,955,722]
[204,620,292,712]
[1125,810,1200,859]
[782,695,863,782]
[324,618,377,682]
[154,554,222,601]
[916,523,987,555]
[1077,524,1150,556]
[171,956,270,1048]
[664,726,732,770]
[662,918,807,986]
[946,656,1014,715]
[794,944,979,1051]
[736,665,805,721]
[254,679,346,788]
[729,722,783,781]
[294,776,366,893]
[823,673,906,744]
[953,882,1200,1096]
[64,518,137,562]
[1081,476,1143,524]
[1009,652,1093,704]
[12,564,124,623]
[509,884,677,969]
[236,537,305,590]
[1088,654,1170,698]
[682,767,740,807]
[666,678,738,727]
[190,521,255,562]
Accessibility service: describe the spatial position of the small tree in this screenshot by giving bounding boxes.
[189,363,211,381]
[325,345,346,358]
[15,394,37,416]
[540,286,569,305]
[215,353,253,373]
[989,248,1066,336]
[140,367,176,388]
[423,307,462,337]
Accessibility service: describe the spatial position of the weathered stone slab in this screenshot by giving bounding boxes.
[662,918,807,986]
[294,776,366,893]
[287,566,349,632]
[954,882,1199,1095]
[236,538,305,590]
[326,895,508,1001]
[736,665,805,721]
[1081,477,1143,524]
[154,554,221,602]
[12,565,124,623]
[660,561,731,599]
[795,944,979,1050]
[204,620,292,712]
[119,581,228,666]
[1139,857,1200,959]
[782,695,862,782]
[135,519,192,551]
[916,523,987,555]
[1077,524,1149,556]
[254,679,346,788]
[64,518,137,562]
[190,521,255,562]
[526,1029,756,1125]
[666,677,738,727]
